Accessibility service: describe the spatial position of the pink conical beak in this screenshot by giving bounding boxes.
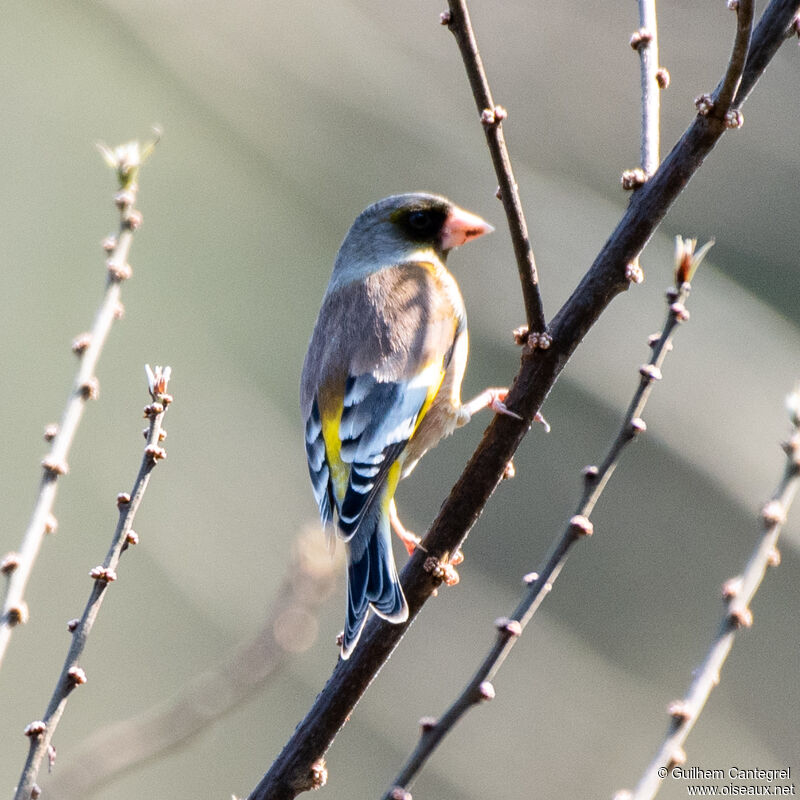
[440,205,494,250]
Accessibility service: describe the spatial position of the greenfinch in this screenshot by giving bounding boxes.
[301,193,517,658]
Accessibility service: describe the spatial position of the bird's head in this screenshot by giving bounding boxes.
[332,193,493,286]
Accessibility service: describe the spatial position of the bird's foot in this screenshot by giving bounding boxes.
[534,411,551,432]
[487,388,523,420]
[459,387,522,425]
[389,500,426,556]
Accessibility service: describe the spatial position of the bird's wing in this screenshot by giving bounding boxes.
[301,261,464,539]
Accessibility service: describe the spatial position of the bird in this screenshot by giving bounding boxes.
[301,193,520,658]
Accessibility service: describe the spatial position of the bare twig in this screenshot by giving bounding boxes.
[13,366,172,800]
[443,0,547,336]
[0,136,157,671]
[632,0,662,176]
[714,0,755,116]
[620,383,800,800]
[246,4,799,798]
[382,240,711,799]
[45,529,339,800]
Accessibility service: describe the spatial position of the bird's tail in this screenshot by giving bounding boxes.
[341,506,408,659]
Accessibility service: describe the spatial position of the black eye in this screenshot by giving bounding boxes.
[394,204,447,241]
[407,210,434,232]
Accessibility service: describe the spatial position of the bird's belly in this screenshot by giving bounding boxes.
[401,399,460,479]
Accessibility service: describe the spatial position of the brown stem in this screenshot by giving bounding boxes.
[445,0,547,335]
[714,0,755,115]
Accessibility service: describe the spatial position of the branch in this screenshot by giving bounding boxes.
[443,0,547,336]
[246,3,800,797]
[631,0,663,177]
[0,135,157,671]
[619,384,800,800]
[45,529,339,800]
[736,1,798,104]
[382,240,711,799]
[13,366,173,800]
[714,0,755,116]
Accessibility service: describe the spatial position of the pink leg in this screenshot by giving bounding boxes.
[460,387,550,431]
[391,502,463,583]
[389,499,422,556]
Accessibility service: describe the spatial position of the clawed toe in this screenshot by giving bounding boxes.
[487,388,523,420]
[491,398,523,420]
[400,532,422,557]
[440,563,460,586]
[534,411,551,432]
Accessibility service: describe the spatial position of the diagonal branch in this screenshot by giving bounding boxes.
[0,137,155,673]
[245,3,800,798]
[382,241,710,799]
[444,0,547,335]
[733,0,792,105]
[13,366,173,800]
[45,529,338,800]
[622,384,800,800]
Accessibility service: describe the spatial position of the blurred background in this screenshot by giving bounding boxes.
[1,1,798,798]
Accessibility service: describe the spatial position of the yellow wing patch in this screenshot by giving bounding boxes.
[319,396,349,504]
[379,460,403,513]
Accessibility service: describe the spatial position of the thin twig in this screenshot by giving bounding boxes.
[0,136,157,671]
[714,0,755,116]
[634,0,662,176]
[45,529,339,800]
[621,384,800,800]
[444,0,546,335]
[246,4,799,798]
[382,240,711,799]
[13,366,173,800]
